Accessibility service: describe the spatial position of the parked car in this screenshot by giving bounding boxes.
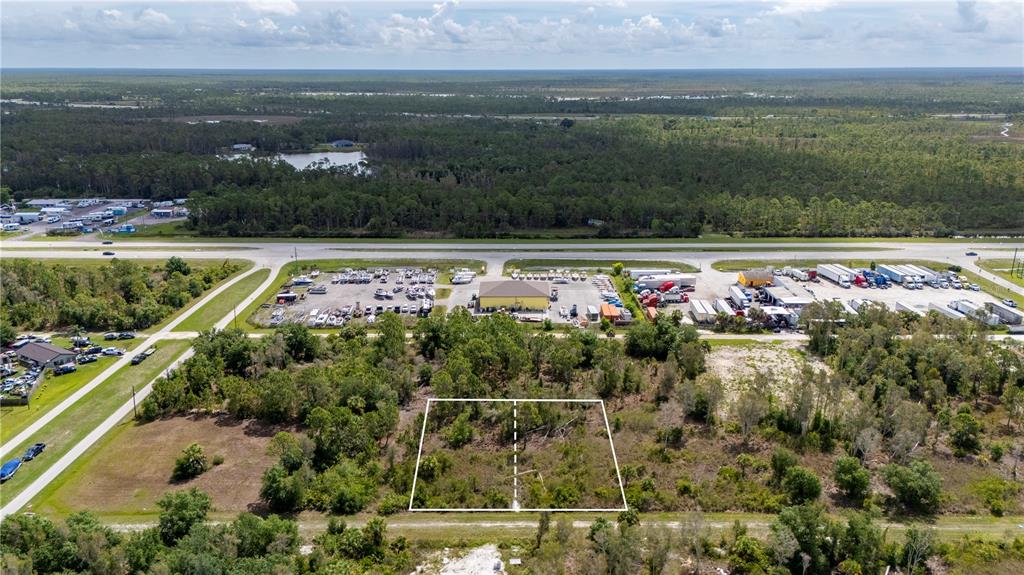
[102,347,124,356]
[53,364,77,376]
[969,284,981,291]
[117,332,136,340]
[0,457,22,482]
[130,347,156,366]
[77,354,97,364]
[23,443,46,461]
[103,332,119,340]
[1002,299,1018,308]
[84,345,104,355]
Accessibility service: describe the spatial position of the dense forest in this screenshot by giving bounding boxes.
[2,70,1021,237]
[0,257,241,335]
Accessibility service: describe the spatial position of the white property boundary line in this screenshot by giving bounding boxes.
[408,398,629,513]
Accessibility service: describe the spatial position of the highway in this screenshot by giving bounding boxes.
[0,235,1022,519]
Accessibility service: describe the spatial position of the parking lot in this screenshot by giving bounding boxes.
[251,267,455,328]
[494,266,616,325]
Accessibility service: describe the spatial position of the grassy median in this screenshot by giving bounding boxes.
[173,268,271,332]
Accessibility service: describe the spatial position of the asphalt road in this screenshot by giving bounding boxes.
[1,235,1022,520]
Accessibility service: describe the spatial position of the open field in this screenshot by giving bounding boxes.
[504,259,699,274]
[173,268,271,332]
[30,414,285,517]
[978,258,1024,290]
[0,340,192,507]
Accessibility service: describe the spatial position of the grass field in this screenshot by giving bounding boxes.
[504,259,699,274]
[0,340,192,508]
[977,258,1024,290]
[0,352,135,444]
[238,258,485,330]
[711,258,1024,308]
[31,414,284,517]
[173,268,271,332]
[143,259,254,332]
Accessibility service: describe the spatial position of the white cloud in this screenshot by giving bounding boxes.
[247,0,299,17]
[764,0,835,17]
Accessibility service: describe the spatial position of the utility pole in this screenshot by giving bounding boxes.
[131,385,137,418]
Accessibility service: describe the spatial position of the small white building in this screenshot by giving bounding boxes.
[14,212,40,224]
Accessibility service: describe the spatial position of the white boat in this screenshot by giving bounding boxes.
[571,272,579,281]
[309,285,327,294]
[427,288,436,298]
[310,270,320,278]
[581,271,588,280]
[511,271,519,280]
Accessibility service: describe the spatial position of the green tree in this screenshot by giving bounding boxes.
[157,488,212,544]
[882,460,942,514]
[172,443,209,482]
[165,256,192,277]
[950,409,982,456]
[783,466,822,504]
[834,456,871,501]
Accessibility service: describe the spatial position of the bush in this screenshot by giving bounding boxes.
[376,493,408,516]
[157,488,212,544]
[834,456,871,501]
[771,447,798,485]
[950,410,982,456]
[172,443,209,482]
[782,466,822,504]
[972,477,1020,517]
[444,412,474,449]
[882,460,942,514]
[212,454,225,466]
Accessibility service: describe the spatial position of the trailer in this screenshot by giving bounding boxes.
[986,301,1024,325]
[816,264,852,288]
[627,268,675,279]
[660,289,683,304]
[729,285,751,309]
[784,267,810,281]
[635,274,697,291]
[894,301,924,316]
[689,300,717,324]
[929,302,966,320]
[876,264,914,285]
[951,300,999,325]
[902,264,939,282]
[715,298,742,317]
[839,300,859,316]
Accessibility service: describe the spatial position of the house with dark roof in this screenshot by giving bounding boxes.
[15,342,77,369]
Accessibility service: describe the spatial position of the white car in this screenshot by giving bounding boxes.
[102,347,124,356]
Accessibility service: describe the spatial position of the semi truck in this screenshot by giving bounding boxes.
[816,264,853,288]
[729,285,752,309]
[635,274,697,292]
[876,264,915,285]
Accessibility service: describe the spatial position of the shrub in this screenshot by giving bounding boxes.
[172,443,209,482]
[771,447,798,485]
[972,477,1020,517]
[376,493,408,516]
[157,488,212,544]
[882,460,942,514]
[950,410,982,456]
[834,456,871,501]
[782,466,822,504]
[211,454,225,466]
[444,412,474,449]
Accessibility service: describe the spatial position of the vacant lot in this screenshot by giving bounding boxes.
[31,415,285,517]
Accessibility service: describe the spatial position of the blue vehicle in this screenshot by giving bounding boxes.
[0,457,22,482]
[23,443,46,461]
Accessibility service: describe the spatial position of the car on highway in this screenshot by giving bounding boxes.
[102,251,115,256]
[1003,299,1018,308]
[22,443,46,461]
[0,457,22,482]
[965,251,977,256]
[102,240,113,245]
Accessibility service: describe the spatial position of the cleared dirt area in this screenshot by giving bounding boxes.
[32,414,287,516]
[705,342,827,414]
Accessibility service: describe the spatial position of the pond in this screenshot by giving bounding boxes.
[275,151,366,170]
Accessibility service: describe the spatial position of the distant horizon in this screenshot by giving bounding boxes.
[3,1,1020,70]
[3,66,1020,72]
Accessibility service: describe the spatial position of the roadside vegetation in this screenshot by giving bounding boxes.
[0,257,243,334]
[173,268,270,332]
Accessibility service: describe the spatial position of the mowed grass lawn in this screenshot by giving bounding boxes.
[173,268,271,332]
[32,415,285,519]
[0,340,191,508]
[0,351,135,444]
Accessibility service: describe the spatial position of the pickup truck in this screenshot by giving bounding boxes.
[131,347,156,365]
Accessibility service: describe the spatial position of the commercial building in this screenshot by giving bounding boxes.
[13,212,40,224]
[763,279,813,309]
[737,269,774,288]
[15,342,76,369]
[477,280,550,311]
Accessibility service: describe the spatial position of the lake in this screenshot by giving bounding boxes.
[276,151,366,170]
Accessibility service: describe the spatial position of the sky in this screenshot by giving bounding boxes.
[1,0,1021,69]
